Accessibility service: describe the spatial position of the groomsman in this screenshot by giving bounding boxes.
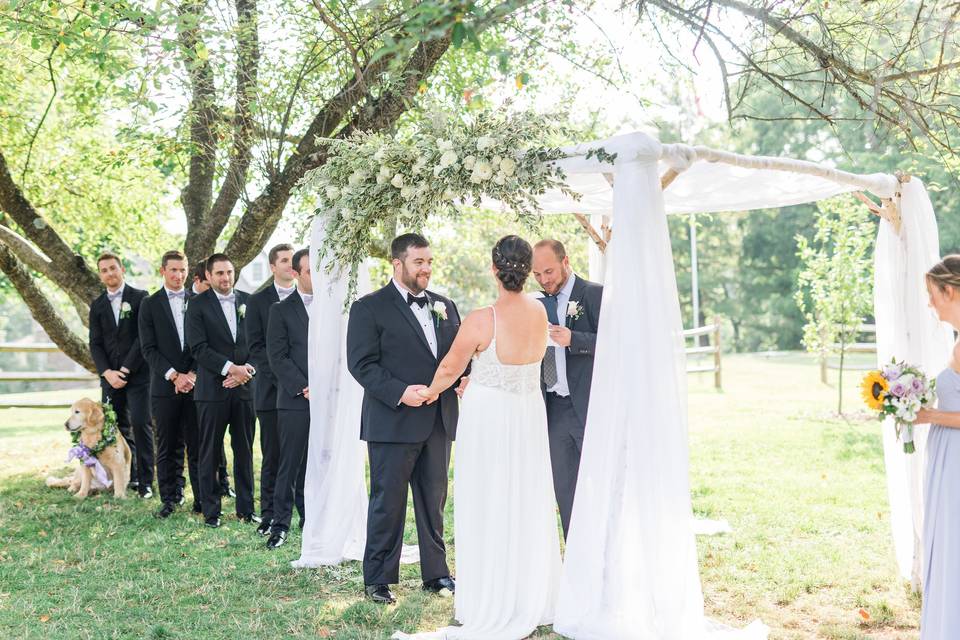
[245,243,296,536]
[192,260,234,500]
[531,239,603,539]
[185,253,258,528]
[139,250,199,518]
[265,247,312,549]
[89,252,154,498]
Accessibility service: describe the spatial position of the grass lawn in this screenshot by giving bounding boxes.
[0,354,918,639]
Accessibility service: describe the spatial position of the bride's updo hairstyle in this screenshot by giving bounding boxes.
[926,255,960,293]
[492,235,532,292]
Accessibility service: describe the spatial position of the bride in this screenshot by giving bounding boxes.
[402,235,562,639]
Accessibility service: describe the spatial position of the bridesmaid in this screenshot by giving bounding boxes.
[915,255,960,639]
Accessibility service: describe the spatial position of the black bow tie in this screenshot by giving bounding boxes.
[408,294,428,308]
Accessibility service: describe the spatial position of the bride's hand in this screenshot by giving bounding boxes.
[916,408,935,423]
[417,387,440,405]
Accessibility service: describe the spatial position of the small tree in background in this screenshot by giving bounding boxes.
[795,196,876,413]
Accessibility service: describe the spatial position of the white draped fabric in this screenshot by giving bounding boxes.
[873,179,952,587]
[303,129,940,635]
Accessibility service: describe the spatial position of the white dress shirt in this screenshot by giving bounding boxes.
[106,284,125,325]
[276,283,296,301]
[216,290,243,377]
[393,278,438,358]
[164,287,187,381]
[299,290,313,309]
[547,274,577,397]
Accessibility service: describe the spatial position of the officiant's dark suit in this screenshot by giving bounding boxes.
[89,280,152,494]
[246,282,282,529]
[139,286,198,510]
[266,290,311,536]
[534,245,603,540]
[347,277,466,591]
[185,283,257,522]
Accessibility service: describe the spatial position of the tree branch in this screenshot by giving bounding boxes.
[0,147,101,301]
[0,241,94,371]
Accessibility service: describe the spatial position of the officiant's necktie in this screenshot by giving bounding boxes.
[541,294,559,388]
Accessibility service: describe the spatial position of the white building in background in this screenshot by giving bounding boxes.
[236,248,271,293]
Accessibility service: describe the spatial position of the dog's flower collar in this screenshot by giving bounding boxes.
[70,399,119,456]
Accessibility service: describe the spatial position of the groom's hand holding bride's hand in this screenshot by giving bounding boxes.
[401,384,429,407]
[416,387,440,405]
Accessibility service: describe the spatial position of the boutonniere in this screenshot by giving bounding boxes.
[238,303,247,319]
[566,300,583,321]
[119,301,132,320]
[432,300,448,323]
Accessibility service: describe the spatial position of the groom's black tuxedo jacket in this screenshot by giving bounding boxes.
[185,288,253,403]
[347,283,466,443]
[139,288,195,398]
[542,274,603,429]
[266,293,310,412]
[245,284,280,412]
[89,284,150,389]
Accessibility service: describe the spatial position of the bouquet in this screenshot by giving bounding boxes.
[861,360,936,453]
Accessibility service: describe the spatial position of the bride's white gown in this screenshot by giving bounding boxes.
[396,308,562,640]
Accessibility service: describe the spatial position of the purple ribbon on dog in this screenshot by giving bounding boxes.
[66,444,111,488]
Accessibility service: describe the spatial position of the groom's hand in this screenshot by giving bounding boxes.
[455,376,470,398]
[400,384,428,407]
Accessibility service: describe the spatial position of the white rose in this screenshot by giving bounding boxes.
[341,208,353,220]
[400,185,416,200]
[412,157,427,174]
[492,172,506,185]
[437,138,454,152]
[439,150,458,169]
[325,186,340,200]
[348,171,367,187]
[376,173,389,185]
[492,155,503,167]
[391,173,404,189]
[373,148,387,162]
[470,160,494,183]
[442,189,456,201]
[476,136,494,151]
[499,157,517,176]
[463,155,476,170]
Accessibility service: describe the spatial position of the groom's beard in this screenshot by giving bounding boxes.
[398,264,429,294]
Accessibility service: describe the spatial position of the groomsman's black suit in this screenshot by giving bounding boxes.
[245,284,283,529]
[139,287,198,508]
[89,284,153,492]
[347,282,466,587]
[266,291,311,533]
[185,287,257,520]
[538,274,603,538]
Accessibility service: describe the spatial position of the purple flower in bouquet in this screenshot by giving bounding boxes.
[912,377,924,393]
[882,364,903,380]
[890,382,907,397]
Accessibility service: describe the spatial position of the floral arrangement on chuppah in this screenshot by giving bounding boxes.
[298,108,581,298]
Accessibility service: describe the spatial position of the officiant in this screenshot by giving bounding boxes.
[531,239,603,539]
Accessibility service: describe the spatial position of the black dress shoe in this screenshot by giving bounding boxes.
[176,493,185,506]
[422,576,455,594]
[154,503,176,519]
[256,520,272,536]
[139,487,153,499]
[227,487,236,498]
[365,584,396,604]
[266,529,287,549]
[237,513,262,524]
[191,502,202,514]
[204,516,221,528]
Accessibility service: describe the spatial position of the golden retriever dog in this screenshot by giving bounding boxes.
[45,398,131,499]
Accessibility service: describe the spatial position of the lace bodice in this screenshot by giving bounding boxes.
[470,308,542,394]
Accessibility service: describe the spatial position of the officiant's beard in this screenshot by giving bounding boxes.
[397,262,429,294]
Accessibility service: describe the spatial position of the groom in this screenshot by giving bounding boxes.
[532,239,603,539]
[347,233,466,605]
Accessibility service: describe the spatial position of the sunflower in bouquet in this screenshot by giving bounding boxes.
[861,360,936,453]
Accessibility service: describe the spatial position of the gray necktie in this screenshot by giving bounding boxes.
[541,294,559,388]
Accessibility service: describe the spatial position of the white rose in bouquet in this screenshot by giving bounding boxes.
[326,186,340,200]
[493,172,506,185]
[437,138,454,152]
[463,155,476,170]
[499,157,517,176]
[400,185,416,200]
[373,148,387,162]
[348,171,367,187]
[391,173,405,189]
[470,160,494,183]
[476,136,495,150]
[439,150,458,169]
